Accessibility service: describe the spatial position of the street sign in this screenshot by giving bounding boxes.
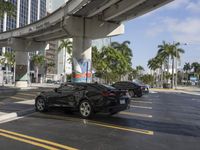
[190,76,197,82]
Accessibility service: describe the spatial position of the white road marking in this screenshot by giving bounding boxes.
[130,105,152,109]
[149,91,158,94]
[119,111,152,118]
[15,100,35,105]
[132,101,152,104]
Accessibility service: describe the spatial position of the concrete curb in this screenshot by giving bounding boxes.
[0,108,35,123]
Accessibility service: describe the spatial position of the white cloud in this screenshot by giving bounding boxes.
[145,17,200,44]
[146,27,164,37]
[165,0,190,9]
[186,1,200,14]
[165,17,200,44]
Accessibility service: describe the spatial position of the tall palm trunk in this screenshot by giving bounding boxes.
[167,56,170,83]
[160,65,164,88]
[6,64,8,84]
[172,57,175,88]
[35,66,39,83]
[13,63,16,83]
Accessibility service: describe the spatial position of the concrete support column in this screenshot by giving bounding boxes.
[15,51,28,87]
[72,37,92,83]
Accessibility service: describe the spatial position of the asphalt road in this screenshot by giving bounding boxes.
[0,91,200,150]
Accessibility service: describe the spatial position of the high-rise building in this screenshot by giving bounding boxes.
[0,0,47,83]
[45,0,69,82]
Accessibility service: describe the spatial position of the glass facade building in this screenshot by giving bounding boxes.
[19,0,29,27]
[0,0,47,82]
[0,0,47,54]
[30,0,38,23]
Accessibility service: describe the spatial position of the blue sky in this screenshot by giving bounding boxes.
[112,0,200,71]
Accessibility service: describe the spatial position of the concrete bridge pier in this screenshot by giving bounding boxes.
[15,51,28,88]
[72,37,92,83]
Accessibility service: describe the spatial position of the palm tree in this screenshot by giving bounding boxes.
[111,41,133,80]
[57,39,72,82]
[135,65,144,78]
[0,51,15,83]
[157,41,170,72]
[183,62,191,84]
[47,62,55,73]
[128,68,138,81]
[171,42,185,88]
[111,41,133,64]
[157,42,185,88]
[32,55,45,83]
[0,1,16,18]
[191,62,200,80]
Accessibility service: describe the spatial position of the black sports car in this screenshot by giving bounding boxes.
[35,82,130,118]
[112,81,149,97]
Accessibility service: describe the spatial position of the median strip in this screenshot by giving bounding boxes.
[0,129,78,150]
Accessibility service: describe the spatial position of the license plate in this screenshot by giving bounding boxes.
[120,99,126,104]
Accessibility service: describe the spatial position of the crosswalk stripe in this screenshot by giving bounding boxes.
[130,105,152,109]
[119,111,152,118]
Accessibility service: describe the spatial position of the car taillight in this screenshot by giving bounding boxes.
[101,91,116,96]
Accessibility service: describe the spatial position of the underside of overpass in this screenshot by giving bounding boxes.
[0,0,173,87]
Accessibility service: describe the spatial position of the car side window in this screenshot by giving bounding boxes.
[86,85,96,91]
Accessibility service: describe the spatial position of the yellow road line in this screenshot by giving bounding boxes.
[35,114,153,135]
[119,111,152,118]
[17,93,36,97]
[10,96,30,101]
[88,121,154,135]
[132,101,152,104]
[0,133,59,150]
[130,105,152,109]
[0,129,78,150]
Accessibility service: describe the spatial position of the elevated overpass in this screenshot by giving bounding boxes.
[0,0,173,87]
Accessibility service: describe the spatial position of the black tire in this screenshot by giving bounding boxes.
[79,100,93,118]
[109,111,119,116]
[137,93,142,97]
[35,97,48,112]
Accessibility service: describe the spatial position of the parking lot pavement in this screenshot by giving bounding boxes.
[1,92,200,150]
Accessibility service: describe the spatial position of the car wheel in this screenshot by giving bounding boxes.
[36,98,48,112]
[128,90,135,98]
[79,100,93,118]
[109,111,118,116]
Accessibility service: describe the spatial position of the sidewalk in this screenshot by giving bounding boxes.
[0,99,35,123]
[151,86,200,95]
[0,83,58,123]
